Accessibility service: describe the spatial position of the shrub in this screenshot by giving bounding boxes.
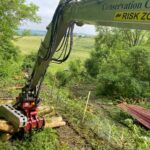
[56,71,71,86]
[69,59,83,78]
[56,60,84,87]
[0,39,20,61]
[86,32,150,98]
[22,52,36,72]
[85,58,100,77]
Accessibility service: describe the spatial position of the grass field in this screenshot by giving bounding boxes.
[14,36,94,73]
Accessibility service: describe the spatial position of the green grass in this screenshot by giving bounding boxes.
[14,36,94,73]
[14,36,94,58]
[14,36,42,55]
[48,87,150,150]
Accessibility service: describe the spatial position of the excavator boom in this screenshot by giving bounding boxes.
[1,0,150,132]
[29,0,150,94]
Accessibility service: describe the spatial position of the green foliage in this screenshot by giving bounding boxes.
[69,59,83,78]
[22,52,36,72]
[85,27,125,77]
[50,88,150,150]
[0,39,20,79]
[56,60,84,86]
[121,29,148,47]
[127,46,150,81]
[85,27,150,98]
[56,71,71,86]
[0,39,19,61]
[21,29,32,36]
[0,0,40,40]
[0,60,20,78]
[85,57,100,77]
[0,0,40,80]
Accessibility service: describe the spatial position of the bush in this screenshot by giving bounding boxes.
[55,60,84,87]
[88,46,150,98]
[69,59,83,78]
[0,60,21,79]
[22,52,36,72]
[85,58,100,77]
[0,39,21,79]
[0,39,20,61]
[127,46,150,81]
[56,71,71,86]
[85,27,150,98]
[96,70,143,98]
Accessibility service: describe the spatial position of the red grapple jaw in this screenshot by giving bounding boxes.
[19,100,45,132]
[0,99,45,133]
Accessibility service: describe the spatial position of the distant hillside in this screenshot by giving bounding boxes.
[17,29,94,36]
[16,29,47,36]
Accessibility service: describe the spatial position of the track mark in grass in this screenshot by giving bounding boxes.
[57,123,92,150]
[62,116,120,150]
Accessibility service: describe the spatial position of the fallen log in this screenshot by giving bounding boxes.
[0,103,65,142]
[45,121,66,128]
[44,111,57,118]
[0,105,55,133]
[45,116,66,128]
[46,116,63,123]
[0,116,65,134]
[0,133,12,142]
[0,120,15,133]
[0,100,14,105]
[0,116,66,141]
[38,106,55,116]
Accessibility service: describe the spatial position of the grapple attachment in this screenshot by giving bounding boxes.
[0,104,27,131]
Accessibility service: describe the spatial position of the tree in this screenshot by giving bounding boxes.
[22,29,32,36]
[121,29,148,47]
[0,0,40,40]
[14,29,32,40]
[85,27,124,77]
[0,0,40,61]
[85,26,150,98]
[126,46,150,82]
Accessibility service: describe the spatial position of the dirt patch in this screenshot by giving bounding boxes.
[57,125,92,150]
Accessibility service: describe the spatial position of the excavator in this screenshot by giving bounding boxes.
[0,0,150,133]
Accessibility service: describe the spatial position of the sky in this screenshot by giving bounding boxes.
[21,0,96,35]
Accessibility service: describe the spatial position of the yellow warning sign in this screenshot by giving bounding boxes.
[114,11,150,22]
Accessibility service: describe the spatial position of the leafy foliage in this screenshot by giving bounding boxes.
[56,60,84,86]
[0,0,40,40]
[85,27,150,98]
[0,0,40,79]
[22,52,36,72]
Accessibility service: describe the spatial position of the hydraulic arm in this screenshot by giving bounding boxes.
[1,0,150,132]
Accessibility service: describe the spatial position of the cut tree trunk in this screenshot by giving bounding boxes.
[45,116,66,128]
[0,100,14,105]
[0,102,66,141]
[0,133,12,142]
[38,106,55,116]
[0,120,15,133]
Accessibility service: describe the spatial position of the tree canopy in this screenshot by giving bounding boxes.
[0,0,40,61]
[85,27,150,98]
[0,0,40,40]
